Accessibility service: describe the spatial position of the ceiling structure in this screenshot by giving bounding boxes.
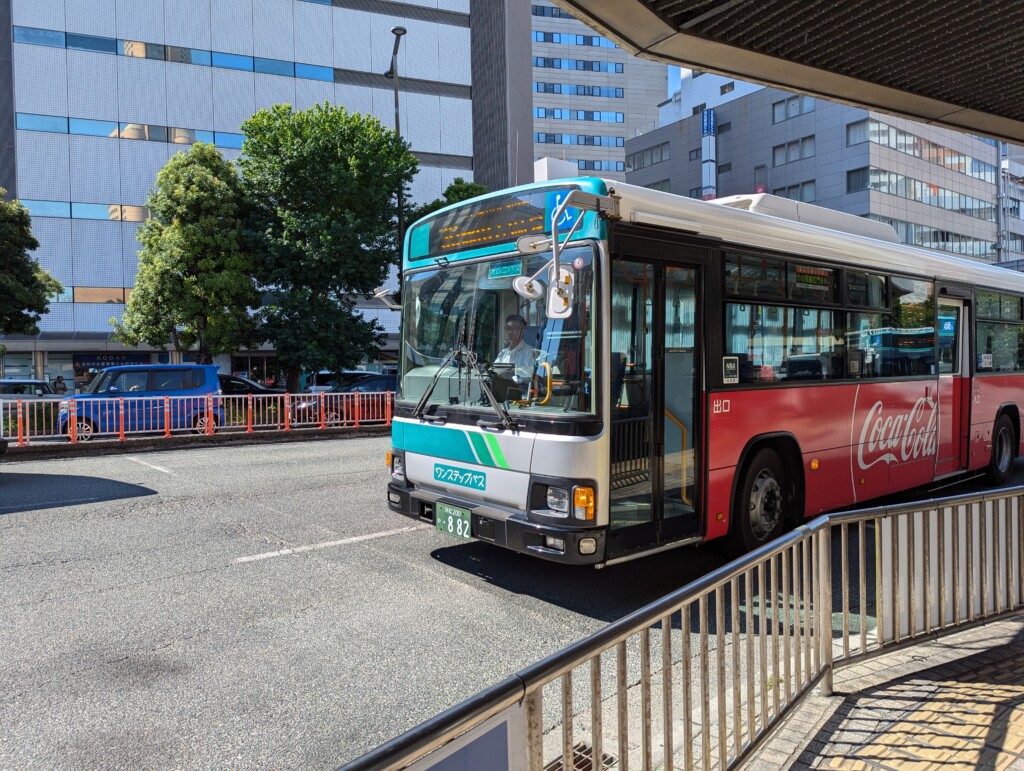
[555,0,1024,144]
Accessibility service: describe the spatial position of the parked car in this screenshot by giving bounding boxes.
[306,370,374,393]
[292,373,397,424]
[218,374,285,395]
[0,378,57,399]
[59,364,224,440]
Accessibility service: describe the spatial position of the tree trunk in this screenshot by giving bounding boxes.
[286,365,301,393]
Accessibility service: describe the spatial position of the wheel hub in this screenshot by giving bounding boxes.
[749,470,781,540]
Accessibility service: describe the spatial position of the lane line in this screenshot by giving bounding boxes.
[0,496,102,512]
[126,457,174,474]
[233,525,429,564]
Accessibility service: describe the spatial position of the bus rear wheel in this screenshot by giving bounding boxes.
[988,414,1016,485]
[730,447,786,555]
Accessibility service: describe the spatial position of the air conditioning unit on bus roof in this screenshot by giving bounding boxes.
[712,193,900,243]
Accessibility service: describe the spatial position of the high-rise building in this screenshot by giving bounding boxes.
[530,0,666,181]
[0,0,531,384]
[627,70,1024,267]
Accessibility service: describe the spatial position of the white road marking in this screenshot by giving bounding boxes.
[126,457,173,474]
[233,525,428,564]
[0,496,101,512]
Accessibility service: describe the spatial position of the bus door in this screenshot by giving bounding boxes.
[935,298,970,477]
[608,254,703,556]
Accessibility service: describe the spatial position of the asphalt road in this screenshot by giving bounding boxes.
[0,437,730,768]
[2,437,1021,768]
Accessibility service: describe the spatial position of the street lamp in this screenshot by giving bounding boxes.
[385,26,407,287]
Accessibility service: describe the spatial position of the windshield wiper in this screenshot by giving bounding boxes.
[410,348,459,420]
[463,351,518,433]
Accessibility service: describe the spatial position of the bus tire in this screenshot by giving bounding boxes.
[730,447,786,554]
[988,414,1016,485]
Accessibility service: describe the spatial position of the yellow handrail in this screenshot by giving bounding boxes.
[663,408,692,506]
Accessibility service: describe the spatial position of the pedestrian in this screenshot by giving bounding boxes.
[53,375,68,394]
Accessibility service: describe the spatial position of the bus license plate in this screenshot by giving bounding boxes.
[435,502,472,540]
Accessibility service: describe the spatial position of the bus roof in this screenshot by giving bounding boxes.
[598,178,1024,294]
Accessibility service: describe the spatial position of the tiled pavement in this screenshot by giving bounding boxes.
[747,616,1024,769]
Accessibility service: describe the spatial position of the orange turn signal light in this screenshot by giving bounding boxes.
[573,486,595,521]
[385,451,393,468]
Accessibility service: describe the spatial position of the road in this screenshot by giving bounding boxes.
[2,437,1021,767]
[0,437,730,767]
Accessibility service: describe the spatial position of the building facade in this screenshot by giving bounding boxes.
[530,0,665,181]
[0,0,531,385]
[627,71,1024,268]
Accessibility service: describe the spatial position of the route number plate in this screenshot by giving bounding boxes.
[435,502,472,540]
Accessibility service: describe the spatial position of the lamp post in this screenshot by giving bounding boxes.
[385,26,407,287]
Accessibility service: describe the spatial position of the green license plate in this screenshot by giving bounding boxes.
[435,502,472,540]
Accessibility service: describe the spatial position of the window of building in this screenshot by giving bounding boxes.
[773,180,816,202]
[718,162,732,173]
[846,120,869,145]
[773,135,816,167]
[625,142,670,172]
[692,103,706,116]
[647,180,671,192]
[16,113,69,133]
[689,187,702,198]
[13,26,66,48]
[850,168,996,221]
[772,95,814,123]
[717,121,731,134]
[74,287,126,304]
[688,148,701,161]
[720,81,735,95]
[255,57,295,77]
[66,32,117,54]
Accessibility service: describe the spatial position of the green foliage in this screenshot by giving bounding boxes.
[239,102,418,388]
[112,143,260,363]
[0,189,62,341]
[409,177,488,224]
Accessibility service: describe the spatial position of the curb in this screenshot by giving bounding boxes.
[0,425,391,461]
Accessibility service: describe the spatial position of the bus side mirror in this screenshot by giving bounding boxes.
[546,266,574,319]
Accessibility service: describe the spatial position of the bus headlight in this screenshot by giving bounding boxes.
[546,486,570,514]
[391,453,405,482]
[573,486,595,521]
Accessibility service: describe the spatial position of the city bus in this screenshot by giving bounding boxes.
[385,177,1024,565]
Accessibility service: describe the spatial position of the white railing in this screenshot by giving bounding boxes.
[343,486,1024,770]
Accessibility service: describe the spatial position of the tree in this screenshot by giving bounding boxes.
[112,143,260,363]
[409,177,488,223]
[0,190,62,352]
[239,102,418,392]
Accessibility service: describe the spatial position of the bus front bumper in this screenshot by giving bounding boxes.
[387,483,607,565]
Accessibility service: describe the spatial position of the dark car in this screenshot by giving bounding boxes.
[292,373,397,425]
[218,374,286,395]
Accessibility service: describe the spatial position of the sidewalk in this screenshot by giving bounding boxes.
[748,615,1024,770]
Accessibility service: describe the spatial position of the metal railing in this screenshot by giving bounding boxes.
[0,392,393,446]
[344,486,1024,770]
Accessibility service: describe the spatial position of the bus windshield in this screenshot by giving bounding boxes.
[400,245,596,417]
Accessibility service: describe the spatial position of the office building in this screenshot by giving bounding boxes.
[530,0,666,180]
[0,0,531,384]
[627,70,1024,266]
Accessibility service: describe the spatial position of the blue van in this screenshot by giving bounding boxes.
[59,364,223,440]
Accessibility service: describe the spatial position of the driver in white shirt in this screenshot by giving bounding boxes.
[494,314,535,384]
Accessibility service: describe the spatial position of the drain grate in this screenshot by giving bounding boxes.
[544,741,617,771]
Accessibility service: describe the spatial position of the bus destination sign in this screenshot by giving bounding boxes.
[409,185,582,260]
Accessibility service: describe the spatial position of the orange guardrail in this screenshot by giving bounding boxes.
[0,391,394,447]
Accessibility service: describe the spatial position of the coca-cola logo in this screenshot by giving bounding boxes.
[857,397,938,470]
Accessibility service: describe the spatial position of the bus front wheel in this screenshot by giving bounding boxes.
[730,447,786,554]
[988,414,1016,485]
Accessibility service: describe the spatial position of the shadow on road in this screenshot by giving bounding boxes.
[430,540,730,623]
[0,473,157,515]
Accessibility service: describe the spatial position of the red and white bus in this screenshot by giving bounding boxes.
[387,178,1024,564]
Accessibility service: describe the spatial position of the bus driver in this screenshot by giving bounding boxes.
[494,314,535,384]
